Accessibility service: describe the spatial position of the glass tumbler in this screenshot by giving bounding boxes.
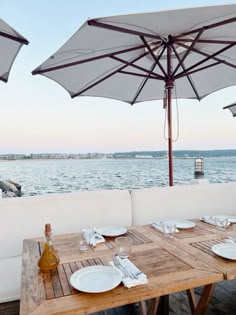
[162,221,176,238]
[75,233,89,251]
[215,216,229,230]
[115,236,132,258]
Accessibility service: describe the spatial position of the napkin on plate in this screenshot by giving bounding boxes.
[151,221,179,233]
[110,256,148,288]
[83,229,105,246]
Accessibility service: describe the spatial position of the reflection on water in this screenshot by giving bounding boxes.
[0,157,235,197]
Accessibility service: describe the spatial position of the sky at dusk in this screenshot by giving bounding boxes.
[0,0,235,154]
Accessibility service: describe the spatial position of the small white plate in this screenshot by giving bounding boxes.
[215,215,236,223]
[70,265,122,293]
[169,220,196,229]
[212,243,236,260]
[96,226,127,237]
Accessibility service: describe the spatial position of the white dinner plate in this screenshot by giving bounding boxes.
[70,265,122,293]
[215,215,236,223]
[96,226,127,237]
[169,220,196,229]
[212,243,236,260]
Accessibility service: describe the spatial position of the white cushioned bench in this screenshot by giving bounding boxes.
[131,182,236,225]
[1,182,236,302]
[0,189,132,302]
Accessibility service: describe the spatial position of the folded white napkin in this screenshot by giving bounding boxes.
[151,221,179,233]
[83,229,105,246]
[110,256,148,288]
[200,216,231,227]
[200,216,216,226]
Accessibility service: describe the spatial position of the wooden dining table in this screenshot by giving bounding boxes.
[20,224,226,315]
[161,218,236,281]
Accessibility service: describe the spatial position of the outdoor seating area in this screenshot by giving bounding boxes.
[0,2,236,315]
[0,181,236,314]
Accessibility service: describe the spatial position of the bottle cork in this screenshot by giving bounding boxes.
[45,223,51,235]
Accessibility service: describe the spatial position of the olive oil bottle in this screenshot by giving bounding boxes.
[38,223,60,272]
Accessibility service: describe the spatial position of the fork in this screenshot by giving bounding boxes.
[113,256,131,279]
[113,256,137,280]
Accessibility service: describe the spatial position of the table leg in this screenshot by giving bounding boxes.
[157,295,169,315]
[186,288,197,313]
[193,284,215,315]
[139,301,147,315]
[138,297,160,315]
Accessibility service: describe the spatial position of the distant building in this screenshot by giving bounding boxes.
[30,153,67,159]
[135,155,153,159]
[0,154,26,160]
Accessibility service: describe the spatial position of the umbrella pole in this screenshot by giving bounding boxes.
[167,85,173,186]
[166,44,174,186]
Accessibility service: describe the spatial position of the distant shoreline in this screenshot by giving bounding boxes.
[0,149,236,161]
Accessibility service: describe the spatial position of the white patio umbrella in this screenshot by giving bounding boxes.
[0,18,29,83]
[223,102,236,117]
[32,4,236,186]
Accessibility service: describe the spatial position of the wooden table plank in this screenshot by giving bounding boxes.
[43,271,54,300]
[20,240,46,315]
[57,264,72,296]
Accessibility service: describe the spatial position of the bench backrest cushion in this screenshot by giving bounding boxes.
[131,182,236,225]
[0,189,132,258]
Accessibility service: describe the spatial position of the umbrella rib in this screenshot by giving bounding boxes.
[223,103,236,116]
[131,42,167,105]
[172,29,204,77]
[71,63,128,98]
[223,103,236,110]
[72,44,161,98]
[176,41,236,70]
[0,76,8,83]
[178,38,236,45]
[176,61,221,79]
[118,70,159,80]
[171,44,200,100]
[32,43,146,75]
[88,19,162,40]
[175,42,235,77]
[140,36,167,76]
[110,55,164,80]
[175,17,236,38]
[0,30,29,45]
[131,62,158,105]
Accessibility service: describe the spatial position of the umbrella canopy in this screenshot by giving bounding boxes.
[0,18,29,83]
[32,4,236,186]
[223,102,236,117]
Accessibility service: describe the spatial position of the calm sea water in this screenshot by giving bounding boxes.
[0,157,236,197]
